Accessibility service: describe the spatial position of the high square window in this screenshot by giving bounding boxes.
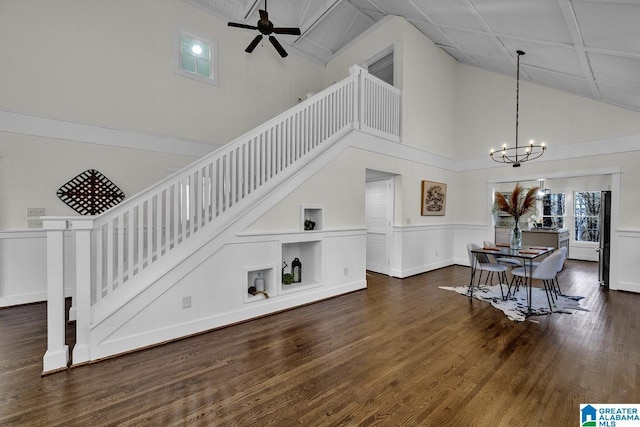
[176,30,218,86]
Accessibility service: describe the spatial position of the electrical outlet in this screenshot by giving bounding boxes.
[182,296,192,309]
[27,207,45,217]
[435,250,439,257]
[27,219,43,228]
[343,267,349,276]
[406,218,411,225]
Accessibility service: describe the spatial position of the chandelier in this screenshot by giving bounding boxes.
[490,50,546,167]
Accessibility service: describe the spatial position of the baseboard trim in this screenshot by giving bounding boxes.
[87,280,366,362]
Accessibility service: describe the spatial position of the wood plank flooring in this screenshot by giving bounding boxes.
[1,260,638,426]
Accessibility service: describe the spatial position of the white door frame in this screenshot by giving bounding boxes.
[366,177,394,275]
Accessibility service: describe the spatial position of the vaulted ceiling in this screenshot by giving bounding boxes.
[185,0,640,112]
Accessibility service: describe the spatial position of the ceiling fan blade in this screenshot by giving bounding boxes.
[273,27,301,36]
[269,36,288,58]
[245,35,263,53]
[228,22,258,30]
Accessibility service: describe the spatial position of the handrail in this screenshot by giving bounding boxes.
[42,65,401,372]
[88,65,400,306]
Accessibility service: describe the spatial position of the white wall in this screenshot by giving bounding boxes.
[400,19,457,158]
[245,135,458,277]
[4,2,640,308]
[246,143,456,231]
[0,133,197,230]
[89,230,367,360]
[324,16,458,158]
[0,0,324,145]
[453,64,640,160]
[0,0,324,231]
[0,231,75,307]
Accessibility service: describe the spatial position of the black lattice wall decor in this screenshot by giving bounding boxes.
[57,169,125,215]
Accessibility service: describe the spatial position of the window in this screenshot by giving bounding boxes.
[574,191,601,242]
[176,30,218,85]
[541,193,565,229]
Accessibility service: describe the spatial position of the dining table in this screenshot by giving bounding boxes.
[469,244,555,315]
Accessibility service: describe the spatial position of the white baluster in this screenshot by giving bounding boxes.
[117,213,124,289]
[107,220,114,292]
[137,202,144,270]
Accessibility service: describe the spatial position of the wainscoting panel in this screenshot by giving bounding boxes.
[89,229,367,361]
[390,224,458,278]
[0,232,47,306]
[617,230,640,293]
[0,231,75,307]
[454,224,493,267]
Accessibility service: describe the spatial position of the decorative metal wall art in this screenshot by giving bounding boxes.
[57,169,125,215]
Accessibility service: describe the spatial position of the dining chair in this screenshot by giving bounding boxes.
[511,250,564,311]
[467,243,507,299]
[483,240,522,267]
[552,247,568,296]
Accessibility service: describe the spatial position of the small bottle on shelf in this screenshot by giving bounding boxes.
[254,272,264,292]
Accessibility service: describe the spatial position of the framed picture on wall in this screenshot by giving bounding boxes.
[421,180,447,216]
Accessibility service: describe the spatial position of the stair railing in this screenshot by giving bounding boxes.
[42,65,401,373]
[90,65,400,307]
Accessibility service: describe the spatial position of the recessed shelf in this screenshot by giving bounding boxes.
[281,240,322,294]
[301,205,323,231]
[244,265,277,303]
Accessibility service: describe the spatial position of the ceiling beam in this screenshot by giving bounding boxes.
[242,0,261,20]
[294,0,344,44]
[460,0,533,81]
[366,0,386,16]
[343,0,376,25]
[557,0,601,100]
[406,1,480,67]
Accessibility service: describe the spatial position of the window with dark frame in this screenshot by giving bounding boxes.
[574,191,601,242]
[542,192,565,229]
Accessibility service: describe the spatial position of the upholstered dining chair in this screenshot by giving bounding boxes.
[467,243,507,299]
[511,250,564,311]
[552,247,568,296]
[483,240,522,268]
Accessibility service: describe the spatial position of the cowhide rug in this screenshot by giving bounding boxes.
[439,284,588,322]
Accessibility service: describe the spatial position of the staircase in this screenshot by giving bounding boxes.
[42,65,401,373]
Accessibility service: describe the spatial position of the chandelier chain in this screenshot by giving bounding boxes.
[489,50,546,167]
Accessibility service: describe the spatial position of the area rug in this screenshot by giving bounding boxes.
[438,285,589,322]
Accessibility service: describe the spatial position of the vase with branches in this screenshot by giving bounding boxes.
[494,182,539,249]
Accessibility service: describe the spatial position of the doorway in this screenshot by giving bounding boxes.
[488,167,620,289]
[366,172,394,274]
[362,44,396,87]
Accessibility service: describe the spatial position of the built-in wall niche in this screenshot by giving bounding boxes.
[301,205,323,231]
[243,265,277,304]
[281,240,322,294]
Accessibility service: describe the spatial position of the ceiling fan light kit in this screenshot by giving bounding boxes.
[490,50,547,167]
[228,0,301,58]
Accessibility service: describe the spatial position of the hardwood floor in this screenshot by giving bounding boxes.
[1,261,638,426]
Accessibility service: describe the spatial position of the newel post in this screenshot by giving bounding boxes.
[42,218,69,374]
[349,65,364,131]
[71,217,94,365]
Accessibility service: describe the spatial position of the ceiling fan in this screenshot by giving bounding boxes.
[227,0,301,58]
